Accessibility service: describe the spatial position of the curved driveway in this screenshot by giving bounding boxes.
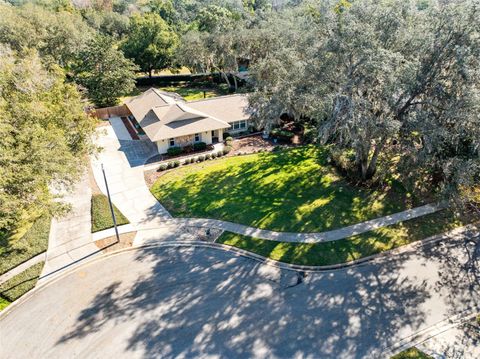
[1,234,479,358]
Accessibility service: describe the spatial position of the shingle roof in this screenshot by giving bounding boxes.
[124,88,249,142]
[187,94,249,123]
[140,104,230,141]
[125,88,181,123]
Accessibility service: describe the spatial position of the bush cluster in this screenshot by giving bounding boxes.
[193,142,207,151]
[167,146,182,156]
[270,128,294,141]
[223,145,232,155]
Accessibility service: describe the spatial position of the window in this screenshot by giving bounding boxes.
[194,133,200,142]
[231,120,247,131]
[169,138,175,147]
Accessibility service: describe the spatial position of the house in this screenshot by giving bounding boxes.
[124,88,250,154]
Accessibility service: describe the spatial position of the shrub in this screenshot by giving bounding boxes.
[223,145,232,155]
[167,146,183,156]
[303,126,317,144]
[225,136,233,142]
[167,161,175,168]
[223,132,231,140]
[198,155,205,162]
[205,153,211,160]
[270,128,294,141]
[217,151,223,157]
[173,160,180,167]
[158,164,167,171]
[193,142,207,151]
[211,152,217,159]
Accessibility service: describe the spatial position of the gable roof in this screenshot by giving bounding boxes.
[124,88,250,142]
[140,103,230,141]
[125,88,183,123]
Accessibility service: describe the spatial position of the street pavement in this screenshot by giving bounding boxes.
[1,233,478,358]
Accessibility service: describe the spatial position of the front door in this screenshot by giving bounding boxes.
[212,130,219,143]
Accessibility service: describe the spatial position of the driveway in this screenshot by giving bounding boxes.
[1,233,478,358]
[91,125,170,227]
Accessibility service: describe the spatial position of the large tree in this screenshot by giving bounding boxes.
[0,47,96,232]
[249,0,480,207]
[73,36,138,107]
[122,13,178,77]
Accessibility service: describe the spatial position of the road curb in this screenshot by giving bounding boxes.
[383,311,480,357]
[1,223,478,321]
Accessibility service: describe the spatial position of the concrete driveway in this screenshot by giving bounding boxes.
[1,234,479,358]
[91,125,170,227]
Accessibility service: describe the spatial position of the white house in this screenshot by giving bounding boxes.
[124,88,250,154]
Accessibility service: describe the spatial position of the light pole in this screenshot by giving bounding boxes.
[101,164,120,244]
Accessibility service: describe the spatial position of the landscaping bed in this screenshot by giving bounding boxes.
[91,194,130,233]
[391,347,433,359]
[150,146,419,233]
[217,210,475,267]
[0,261,45,310]
[0,215,51,275]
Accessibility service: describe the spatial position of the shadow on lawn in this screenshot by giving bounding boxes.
[54,232,480,357]
[149,146,414,233]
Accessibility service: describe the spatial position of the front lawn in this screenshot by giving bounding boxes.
[217,209,473,266]
[150,146,418,233]
[91,194,129,233]
[0,261,45,308]
[0,215,51,275]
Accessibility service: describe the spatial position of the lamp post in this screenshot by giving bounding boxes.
[101,164,120,244]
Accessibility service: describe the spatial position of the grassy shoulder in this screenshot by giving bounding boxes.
[391,347,432,359]
[217,209,474,266]
[0,261,45,309]
[150,146,419,233]
[91,194,129,233]
[0,215,51,275]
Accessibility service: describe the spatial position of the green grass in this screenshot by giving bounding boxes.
[0,215,51,275]
[217,209,473,266]
[91,194,129,233]
[0,297,10,311]
[391,347,433,359]
[151,146,418,233]
[159,84,229,101]
[0,261,44,304]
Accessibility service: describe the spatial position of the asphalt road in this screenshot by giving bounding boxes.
[1,234,479,359]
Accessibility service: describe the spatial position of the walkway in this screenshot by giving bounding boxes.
[169,203,441,243]
[39,171,99,281]
[0,253,45,285]
[1,233,478,358]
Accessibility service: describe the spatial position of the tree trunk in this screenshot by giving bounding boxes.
[221,71,231,89]
[149,68,153,78]
[232,74,238,91]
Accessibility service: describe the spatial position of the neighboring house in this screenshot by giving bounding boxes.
[124,88,250,154]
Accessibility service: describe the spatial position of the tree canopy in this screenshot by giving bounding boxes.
[248,0,480,208]
[73,36,138,107]
[0,47,96,231]
[122,12,178,77]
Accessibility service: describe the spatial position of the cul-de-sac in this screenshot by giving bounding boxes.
[1,1,479,358]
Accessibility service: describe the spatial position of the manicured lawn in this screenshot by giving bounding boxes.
[0,261,45,306]
[0,215,51,275]
[91,194,129,233]
[217,209,473,266]
[150,146,418,233]
[159,84,229,101]
[391,347,432,359]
